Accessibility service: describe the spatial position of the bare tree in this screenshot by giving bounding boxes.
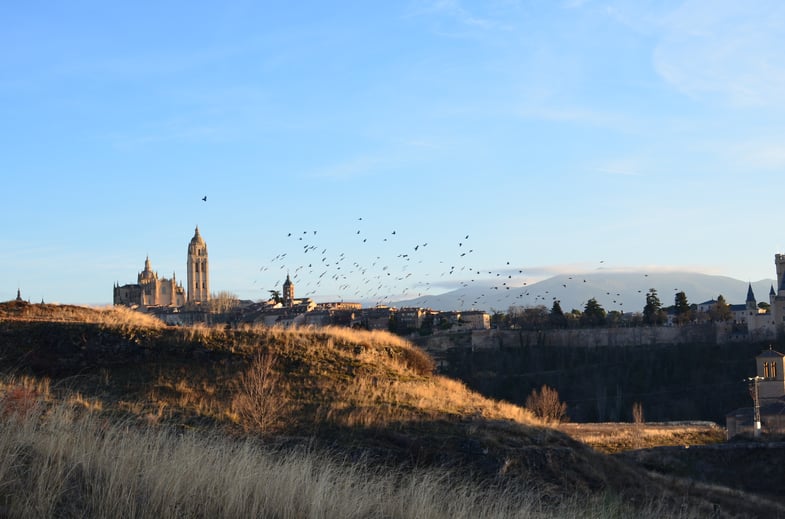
[525,385,568,424]
[209,291,240,314]
[232,352,289,432]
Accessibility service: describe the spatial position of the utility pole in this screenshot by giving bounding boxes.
[748,375,764,437]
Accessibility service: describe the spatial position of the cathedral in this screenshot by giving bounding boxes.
[113,227,210,309]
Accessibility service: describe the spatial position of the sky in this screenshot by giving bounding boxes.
[3,0,785,307]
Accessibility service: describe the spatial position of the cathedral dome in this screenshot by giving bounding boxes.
[139,256,157,281]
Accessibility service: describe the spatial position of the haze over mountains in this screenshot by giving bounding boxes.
[390,271,777,314]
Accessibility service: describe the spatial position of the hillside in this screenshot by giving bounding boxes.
[392,271,776,313]
[1,301,783,517]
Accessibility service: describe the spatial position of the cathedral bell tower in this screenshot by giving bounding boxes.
[187,226,210,304]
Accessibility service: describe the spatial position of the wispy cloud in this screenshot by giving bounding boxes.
[495,263,725,279]
[516,103,638,133]
[310,154,390,181]
[406,0,513,34]
[592,157,643,177]
[106,120,226,150]
[723,138,785,171]
[653,0,785,108]
[563,0,589,9]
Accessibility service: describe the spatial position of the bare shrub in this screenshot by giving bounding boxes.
[525,385,568,424]
[632,401,645,449]
[397,344,436,376]
[232,352,290,432]
[632,402,644,425]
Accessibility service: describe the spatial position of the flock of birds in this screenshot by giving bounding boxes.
[249,217,663,312]
[199,197,680,311]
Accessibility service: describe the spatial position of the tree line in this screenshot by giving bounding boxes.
[490,288,769,331]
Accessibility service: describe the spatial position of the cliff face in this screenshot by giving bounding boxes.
[416,330,769,424]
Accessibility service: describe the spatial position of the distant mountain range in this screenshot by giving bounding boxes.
[389,271,778,314]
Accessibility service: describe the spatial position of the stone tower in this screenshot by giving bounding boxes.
[187,226,210,304]
[756,348,785,403]
[282,274,294,307]
[773,254,785,336]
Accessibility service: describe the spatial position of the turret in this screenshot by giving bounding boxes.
[746,283,757,311]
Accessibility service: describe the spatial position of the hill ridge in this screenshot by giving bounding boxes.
[391,271,777,312]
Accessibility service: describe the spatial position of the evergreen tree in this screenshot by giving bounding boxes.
[709,294,732,322]
[580,298,606,327]
[549,300,568,328]
[673,291,692,325]
[642,288,665,325]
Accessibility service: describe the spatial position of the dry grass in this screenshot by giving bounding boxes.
[0,301,166,330]
[228,325,534,430]
[0,395,710,519]
[0,305,777,517]
[557,422,727,454]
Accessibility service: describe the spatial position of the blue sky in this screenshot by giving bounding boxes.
[3,0,785,306]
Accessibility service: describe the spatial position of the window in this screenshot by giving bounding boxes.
[773,362,778,379]
[764,362,770,378]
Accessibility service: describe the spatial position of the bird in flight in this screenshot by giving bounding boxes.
[202,196,207,202]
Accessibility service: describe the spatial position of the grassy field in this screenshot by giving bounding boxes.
[0,301,782,517]
[557,422,726,454]
[0,399,704,519]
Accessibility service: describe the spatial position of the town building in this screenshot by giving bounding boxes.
[725,347,785,438]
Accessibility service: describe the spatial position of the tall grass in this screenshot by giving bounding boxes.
[0,397,706,519]
[0,302,166,331]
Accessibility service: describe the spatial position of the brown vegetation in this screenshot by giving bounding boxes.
[525,384,568,424]
[1,301,783,517]
[0,399,708,519]
[556,422,727,454]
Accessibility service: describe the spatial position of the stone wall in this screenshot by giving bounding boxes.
[415,322,776,354]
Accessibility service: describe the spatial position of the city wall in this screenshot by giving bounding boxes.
[415,323,774,353]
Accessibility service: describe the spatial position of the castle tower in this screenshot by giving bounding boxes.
[282,274,294,307]
[776,254,785,295]
[746,283,757,311]
[773,255,785,337]
[187,226,210,304]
